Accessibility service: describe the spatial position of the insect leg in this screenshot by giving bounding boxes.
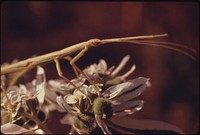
[68,46,101,95]
[69,45,88,76]
[9,70,27,86]
[54,57,93,103]
[53,57,79,90]
[66,46,93,82]
[64,56,79,77]
[65,55,93,84]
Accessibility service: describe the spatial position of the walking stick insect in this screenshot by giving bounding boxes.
[0,34,197,134]
[1,33,196,87]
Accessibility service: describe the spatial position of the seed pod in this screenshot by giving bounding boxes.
[72,113,96,133]
[25,98,38,114]
[93,97,113,119]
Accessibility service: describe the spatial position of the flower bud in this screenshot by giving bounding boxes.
[72,113,96,132]
[93,97,113,119]
[106,77,124,86]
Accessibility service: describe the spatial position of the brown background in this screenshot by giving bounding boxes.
[1,2,199,134]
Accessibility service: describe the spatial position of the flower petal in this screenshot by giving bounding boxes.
[1,123,30,134]
[56,96,73,113]
[36,66,46,104]
[49,77,86,91]
[104,81,133,99]
[120,64,136,79]
[44,84,60,103]
[34,129,44,134]
[111,55,130,77]
[104,77,149,101]
[48,79,66,90]
[95,115,112,135]
[99,59,107,71]
[109,116,184,134]
[113,100,144,116]
[19,84,27,94]
[112,83,147,104]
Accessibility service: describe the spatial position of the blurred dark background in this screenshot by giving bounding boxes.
[1,2,199,134]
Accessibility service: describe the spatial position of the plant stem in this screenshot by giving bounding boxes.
[22,112,52,134]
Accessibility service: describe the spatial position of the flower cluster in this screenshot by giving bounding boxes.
[52,55,142,134]
[1,66,48,134]
[1,55,184,134]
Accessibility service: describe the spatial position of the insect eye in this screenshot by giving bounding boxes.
[93,97,113,119]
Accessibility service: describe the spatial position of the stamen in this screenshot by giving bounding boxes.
[120,65,136,79]
[111,55,130,77]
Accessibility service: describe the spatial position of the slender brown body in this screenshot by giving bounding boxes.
[3,33,194,76]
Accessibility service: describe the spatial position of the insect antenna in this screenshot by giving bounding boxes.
[125,40,197,60]
[100,34,197,60]
[101,34,169,43]
[137,40,197,53]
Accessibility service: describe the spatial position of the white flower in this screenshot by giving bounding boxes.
[48,77,86,95]
[2,84,35,118]
[1,66,46,122]
[64,89,86,104]
[56,84,100,134]
[56,84,93,112]
[83,55,136,84]
[93,77,184,135]
[55,77,149,134]
[83,59,110,80]
[91,77,149,134]
[53,55,184,135]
